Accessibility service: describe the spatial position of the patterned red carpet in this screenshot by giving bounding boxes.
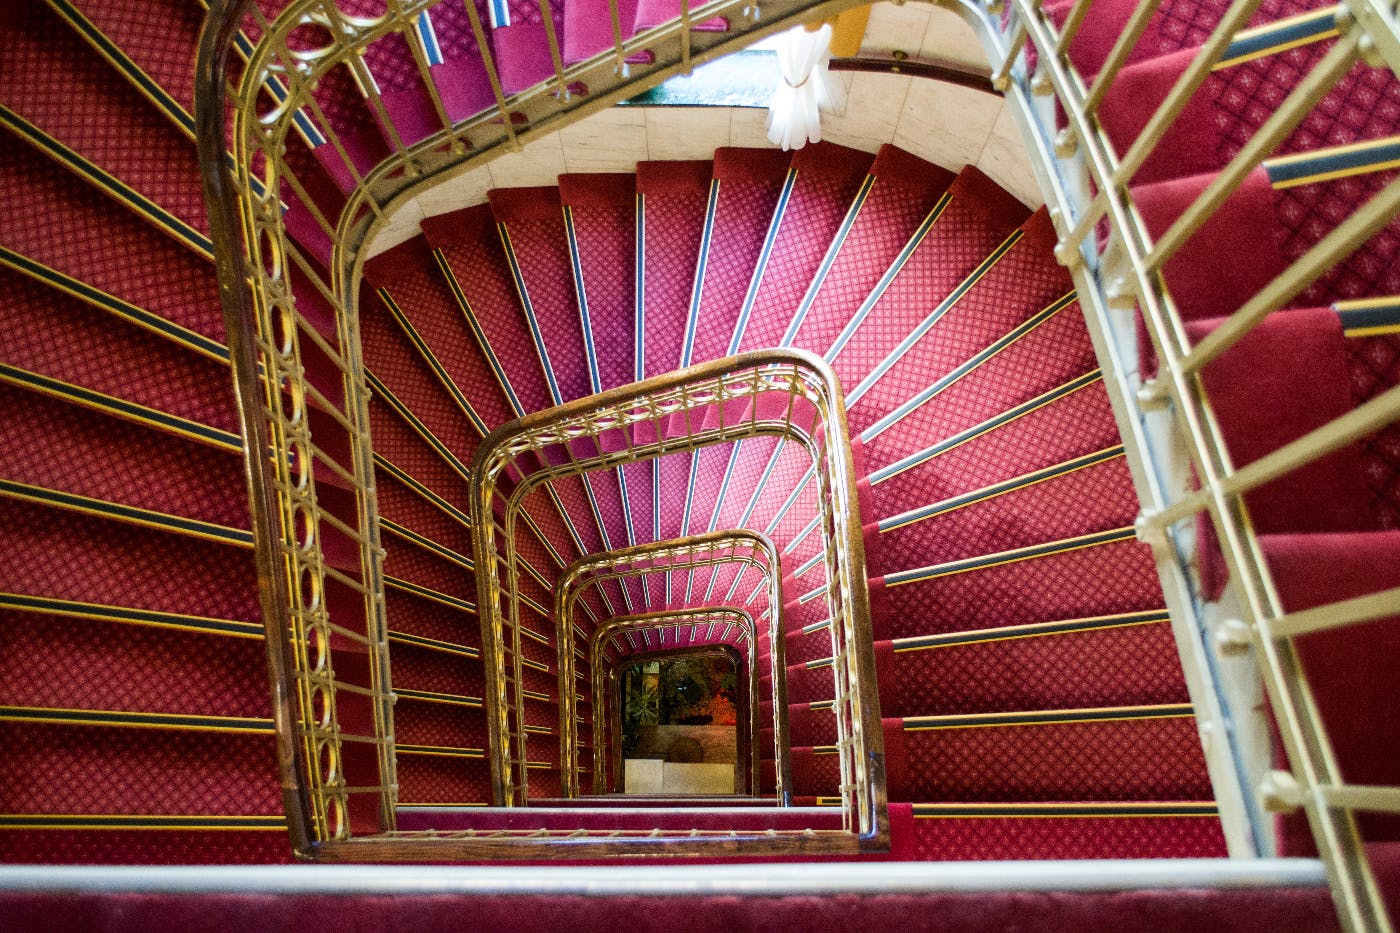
[0,0,1397,893]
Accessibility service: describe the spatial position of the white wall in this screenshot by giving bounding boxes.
[367,2,1041,257]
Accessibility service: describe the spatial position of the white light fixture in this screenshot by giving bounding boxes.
[766,22,840,150]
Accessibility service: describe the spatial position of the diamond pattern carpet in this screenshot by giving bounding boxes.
[16,0,1398,879]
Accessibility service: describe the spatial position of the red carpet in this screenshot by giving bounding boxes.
[8,3,1400,910]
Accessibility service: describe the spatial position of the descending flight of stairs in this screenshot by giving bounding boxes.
[0,2,1397,922]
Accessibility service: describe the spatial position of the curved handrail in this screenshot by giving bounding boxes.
[471,350,884,845]
[196,0,894,861]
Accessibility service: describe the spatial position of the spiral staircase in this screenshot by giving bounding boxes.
[1,0,1399,927]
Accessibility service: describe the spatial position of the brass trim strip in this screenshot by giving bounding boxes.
[387,630,479,658]
[0,814,286,831]
[878,446,1125,533]
[884,526,1137,586]
[384,576,476,614]
[911,802,1220,819]
[903,703,1195,731]
[0,479,252,548]
[395,689,484,708]
[0,364,240,452]
[893,609,1172,652]
[395,744,487,759]
[0,592,262,639]
[0,706,275,734]
[380,518,474,570]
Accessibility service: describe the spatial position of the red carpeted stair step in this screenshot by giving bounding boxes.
[492,0,568,94]
[1259,530,1400,854]
[677,445,737,542]
[394,697,490,753]
[383,534,479,609]
[743,441,820,541]
[874,449,1139,570]
[787,702,840,747]
[361,383,475,509]
[364,238,521,431]
[784,146,957,354]
[279,135,352,266]
[540,474,608,555]
[420,0,498,123]
[896,707,1213,802]
[783,628,837,670]
[1346,329,1400,528]
[821,170,1032,396]
[387,587,481,650]
[376,471,475,564]
[1044,0,1325,80]
[735,142,876,353]
[490,186,595,403]
[908,806,1228,860]
[0,385,248,531]
[307,63,394,193]
[863,375,1123,523]
[0,145,222,343]
[362,29,447,151]
[563,0,643,63]
[0,722,280,818]
[423,205,560,415]
[1135,166,1400,323]
[877,612,1189,718]
[856,292,1095,474]
[0,610,268,720]
[397,752,494,805]
[1097,7,1394,184]
[632,0,729,32]
[874,529,1164,639]
[1189,306,1379,534]
[560,172,638,392]
[637,160,712,378]
[708,435,784,532]
[0,267,237,434]
[840,208,1066,434]
[1095,36,1400,188]
[0,497,258,625]
[682,147,792,367]
[64,0,205,116]
[358,283,483,455]
[0,4,208,237]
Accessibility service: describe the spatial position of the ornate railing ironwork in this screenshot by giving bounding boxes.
[470,350,886,854]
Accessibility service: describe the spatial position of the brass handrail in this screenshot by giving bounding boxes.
[960,0,1400,926]
[197,0,881,861]
[591,609,757,795]
[555,533,785,800]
